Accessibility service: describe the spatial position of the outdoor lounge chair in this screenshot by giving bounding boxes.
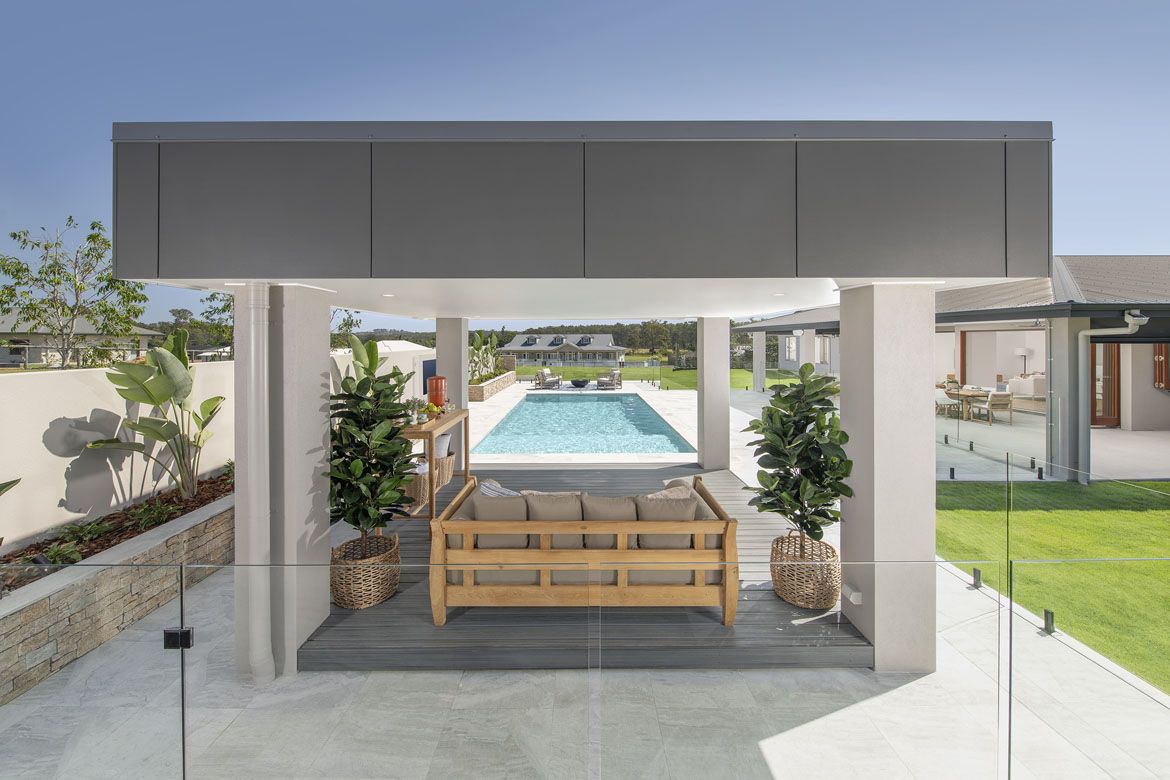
[935,388,961,418]
[970,391,1013,425]
[533,368,562,389]
[596,370,616,389]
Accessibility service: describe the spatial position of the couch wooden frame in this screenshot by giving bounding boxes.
[429,476,738,626]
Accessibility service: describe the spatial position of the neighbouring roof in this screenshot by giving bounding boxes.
[735,256,1170,333]
[500,333,628,352]
[330,339,434,355]
[0,314,161,337]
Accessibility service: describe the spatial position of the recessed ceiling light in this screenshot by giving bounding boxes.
[772,293,785,297]
[223,282,246,287]
[381,293,395,298]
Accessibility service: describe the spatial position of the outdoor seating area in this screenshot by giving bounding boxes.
[532,367,563,389]
[596,368,623,389]
[428,475,739,626]
[937,383,1016,425]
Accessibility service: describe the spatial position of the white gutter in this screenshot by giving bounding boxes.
[1076,310,1149,483]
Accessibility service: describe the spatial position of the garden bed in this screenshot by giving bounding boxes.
[468,370,516,402]
[0,471,234,593]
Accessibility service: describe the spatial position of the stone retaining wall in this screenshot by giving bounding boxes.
[468,370,516,402]
[0,496,234,705]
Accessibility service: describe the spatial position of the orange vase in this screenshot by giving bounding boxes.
[427,376,447,409]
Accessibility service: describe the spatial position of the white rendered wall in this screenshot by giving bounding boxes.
[839,284,936,672]
[963,330,998,386]
[697,317,731,470]
[994,330,1046,379]
[436,318,469,469]
[797,329,816,368]
[934,332,957,380]
[0,362,234,551]
[1121,344,1170,431]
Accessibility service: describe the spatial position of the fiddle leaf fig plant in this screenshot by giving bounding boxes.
[744,363,853,542]
[330,337,421,556]
[88,329,225,499]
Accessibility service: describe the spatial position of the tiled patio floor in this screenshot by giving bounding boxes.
[3,555,1168,778]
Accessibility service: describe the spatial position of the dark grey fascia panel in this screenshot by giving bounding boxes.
[1006,141,1051,278]
[113,143,160,279]
[797,141,1007,277]
[113,120,1053,142]
[585,141,797,278]
[158,142,371,279]
[373,142,583,278]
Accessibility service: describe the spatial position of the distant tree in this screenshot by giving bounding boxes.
[201,291,233,327]
[0,218,147,368]
[331,308,363,348]
[641,320,668,353]
[169,308,194,327]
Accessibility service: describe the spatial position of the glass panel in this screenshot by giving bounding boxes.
[0,563,183,776]
[181,560,595,778]
[1010,559,1170,775]
[594,560,1005,778]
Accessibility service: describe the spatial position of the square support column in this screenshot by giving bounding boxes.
[797,328,817,368]
[268,285,332,675]
[436,318,469,469]
[839,284,936,672]
[1048,317,1089,480]
[697,317,730,470]
[751,331,767,392]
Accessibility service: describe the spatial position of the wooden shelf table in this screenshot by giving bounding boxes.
[401,409,471,519]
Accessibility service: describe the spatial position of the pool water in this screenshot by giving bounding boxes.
[472,394,696,454]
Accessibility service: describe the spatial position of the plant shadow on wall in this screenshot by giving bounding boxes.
[745,363,853,611]
[83,329,225,501]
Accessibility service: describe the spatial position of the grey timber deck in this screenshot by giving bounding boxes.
[298,466,873,670]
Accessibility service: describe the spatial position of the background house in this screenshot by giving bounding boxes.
[0,315,159,368]
[499,333,629,365]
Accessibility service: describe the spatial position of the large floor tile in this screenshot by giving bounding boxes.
[453,669,555,710]
[301,704,449,779]
[646,669,757,709]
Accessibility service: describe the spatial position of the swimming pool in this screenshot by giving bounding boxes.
[472,394,695,455]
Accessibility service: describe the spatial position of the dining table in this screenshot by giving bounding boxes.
[944,388,990,421]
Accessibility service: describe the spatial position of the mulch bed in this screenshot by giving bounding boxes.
[0,473,234,592]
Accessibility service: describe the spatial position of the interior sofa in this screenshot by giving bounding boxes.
[1007,373,1046,399]
[428,476,739,626]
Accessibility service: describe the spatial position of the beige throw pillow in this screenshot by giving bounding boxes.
[525,493,584,550]
[635,496,698,549]
[580,495,637,550]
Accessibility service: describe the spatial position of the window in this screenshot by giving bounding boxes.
[783,337,797,361]
[816,336,831,364]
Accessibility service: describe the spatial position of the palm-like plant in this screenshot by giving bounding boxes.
[88,330,225,499]
[0,478,18,498]
[330,336,421,556]
[468,330,500,384]
[744,363,853,549]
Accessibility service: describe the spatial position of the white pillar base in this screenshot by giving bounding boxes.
[839,284,936,673]
[437,318,469,469]
[697,317,731,470]
[751,331,767,392]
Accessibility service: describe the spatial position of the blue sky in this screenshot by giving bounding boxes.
[2,0,1167,331]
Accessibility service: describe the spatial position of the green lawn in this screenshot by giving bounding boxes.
[514,365,790,390]
[937,480,1170,691]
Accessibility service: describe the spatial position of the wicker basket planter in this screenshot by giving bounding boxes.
[435,452,456,490]
[330,534,400,610]
[770,530,841,610]
[403,472,430,515]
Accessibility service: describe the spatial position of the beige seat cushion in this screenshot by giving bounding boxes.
[525,493,584,549]
[470,495,529,548]
[635,496,697,549]
[663,479,723,549]
[580,494,637,550]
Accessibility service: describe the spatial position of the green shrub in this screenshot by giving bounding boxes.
[40,541,82,565]
[127,499,178,531]
[60,520,114,544]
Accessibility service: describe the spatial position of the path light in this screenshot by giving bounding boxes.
[1037,467,1044,480]
[949,467,955,480]
[1044,609,1056,634]
[972,568,982,589]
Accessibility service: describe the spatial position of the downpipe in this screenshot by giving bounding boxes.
[1076,310,1148,484]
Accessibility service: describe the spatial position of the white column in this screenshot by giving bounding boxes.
[436,318,469,468]
[268,286,332,675]
[751,331,767,392]
[233,283,276,683]
[697,317,730,470]
[839,284,936,672]
[1048,317,1089,479]
[797,328,817,368]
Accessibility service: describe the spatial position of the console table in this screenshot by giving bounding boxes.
[401,409,471,519]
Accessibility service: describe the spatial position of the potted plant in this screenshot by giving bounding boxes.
[328,335,421,609]
[744,363,853,610]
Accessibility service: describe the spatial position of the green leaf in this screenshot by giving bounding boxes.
[87,439,146,453]
[0,478,20,497]
[124,416,181,442]
[149,346,194,407]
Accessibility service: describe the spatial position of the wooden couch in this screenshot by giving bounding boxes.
[428,476,739,626]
